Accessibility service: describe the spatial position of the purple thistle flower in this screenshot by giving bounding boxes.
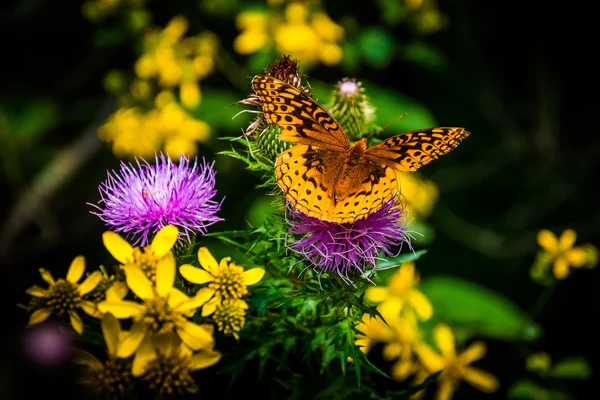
[90,153,223,246]
[287,199,412,283]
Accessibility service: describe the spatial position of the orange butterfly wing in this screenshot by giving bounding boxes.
[251,75,350,151]
[275,144,399,223]
[365,128,470,172]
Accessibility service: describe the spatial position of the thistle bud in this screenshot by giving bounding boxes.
[329,78,376,142]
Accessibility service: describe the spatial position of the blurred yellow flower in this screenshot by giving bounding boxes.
[397,172,439,220]
[72,313,134,398]
[365,262,433,321]
[139,331,221,396]
[525,352,552,374]
[234,2,344,66]
[537,229,588,279]
[179,247,265,317]
[26,256,103,334]
[98,100,211,159]
[416,324,499,400]
[355,311,422,381]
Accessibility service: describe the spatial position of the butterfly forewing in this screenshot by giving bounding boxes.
[252,75,350,151]
[365,128,469,172]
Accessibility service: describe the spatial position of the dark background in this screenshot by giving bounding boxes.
[1,1,598,398]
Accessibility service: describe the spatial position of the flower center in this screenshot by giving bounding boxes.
[213,299,246,337]
[133,247,159,282]
[143,298,179,334]
[46,280,82,315]
[142,352,197,396]
[442,362,465,381]
[90,359,133,398]
[209,264,248,299]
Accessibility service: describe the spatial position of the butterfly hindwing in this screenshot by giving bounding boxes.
[275,145,399,223]
[365,128,469,172]
[252,75,350,151]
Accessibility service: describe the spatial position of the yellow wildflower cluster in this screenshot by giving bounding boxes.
[98,99,211,159]
[356,262,498,399]
[25,226,223,397]
[404,0,448,35]
[234,1,344,66]
[99,16,218,159]
[397,172,440,220]
[179,247,265,339]
[532,228,597,282]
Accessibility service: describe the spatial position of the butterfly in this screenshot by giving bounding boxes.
[251,75,470,224]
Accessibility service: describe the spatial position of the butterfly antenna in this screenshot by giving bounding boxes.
[365,112,408,141]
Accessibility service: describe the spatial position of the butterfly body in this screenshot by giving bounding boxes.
[251,75,470,224]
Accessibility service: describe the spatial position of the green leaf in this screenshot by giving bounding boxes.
[357,27,395,68]
[375,250,428,270]
[246,195,279,228]
[549,356,592,380]
[375,0,406,25]
[420,276,542,341]
[195,88,248,131]
[401,42,447,71]
[508,379,571,400]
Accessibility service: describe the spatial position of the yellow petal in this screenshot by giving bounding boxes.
[537,230,558,254]
[407,290,433,321]
[460,341,487,364]
[98,300,145,318]
[102,231,134,264]
[123,265,153,300]
[71,348,102,368]
[565,248,587,267]
[27,308,52,327]
[462,366,500,393]
[78,271,103,295]
[558,229,577,251]
[66,256,86,283]
[168,288,191,309]
[177,321,214,350]
[117,322,147,358]
[390,262,415,294]
[26,285,49,298]
[242,268,265,286]
[178,288,215,312]
[201,297,219,317]
[378,297,404,319]
[80,301,102,318]
[150,225,178,257]
[101,313,121,358]
[154,331,180,356]
[69,311,83,334]
[365,286,389,303]
[198,323,215,336]
[553,258,570,280]
[416,344,446,372]
[197,247,219,275]
[39,268,55,285]
[132,337,156,377]
[106,281,128,301]
[189,350,222,370]
[155,252,176,297]
[391,359,414,381]
[434,324,456,358]
[179,264,215,284]
[436,380,457,400]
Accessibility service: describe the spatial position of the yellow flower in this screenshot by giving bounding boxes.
[72,313,134,397]
[139,331,221,396]
[397,172,439,219]
[355,311,422,381]
[365,262,433,321]
[213,298,248,340]
[26,256,102,334]
[537,229,587,279]
[102,225,179,282]
[97,249,216,376]
[179,247,265,316]
[417,324,499,400]
[525,352,552,374]
[233,3,344,67]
